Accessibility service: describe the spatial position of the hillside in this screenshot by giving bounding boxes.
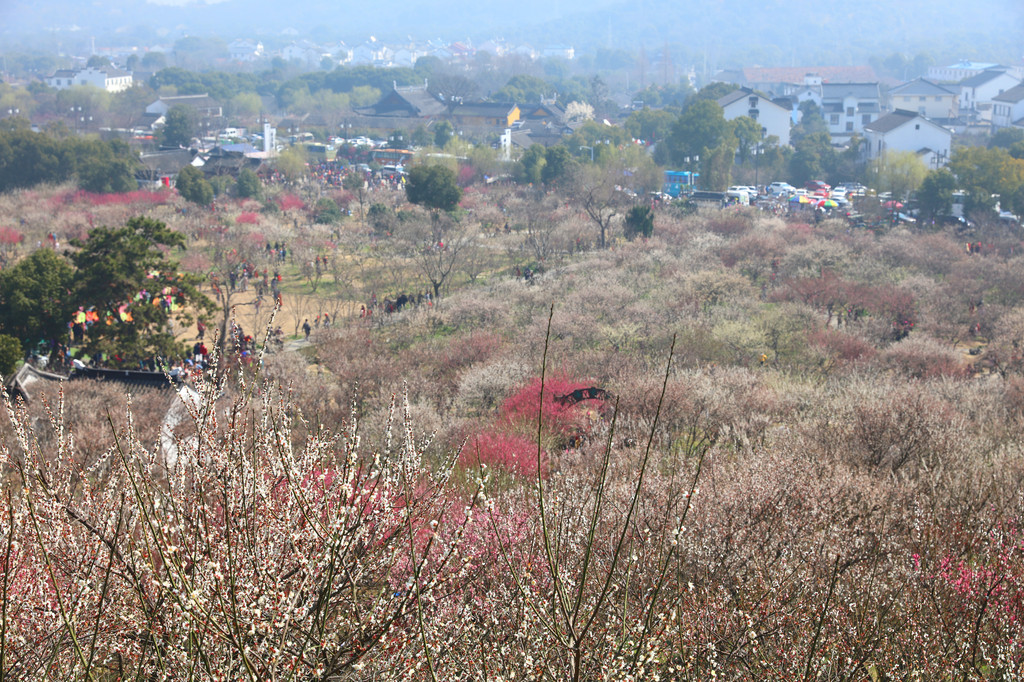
[2,0,1021,67]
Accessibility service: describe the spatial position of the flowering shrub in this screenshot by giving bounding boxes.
[499,375,597,437]
[459,429,544,478]
[235,211,259,224]
[277,194,306,211]
[0,226,24,246]
[0,371,486,680]
[54,189,174,207]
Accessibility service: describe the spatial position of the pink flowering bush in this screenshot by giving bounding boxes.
[459,429,544,478]
[499,375,596,437]
[277,194,306,211]
[235,211,259,224]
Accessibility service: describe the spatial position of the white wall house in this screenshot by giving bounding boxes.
[46,66,133,93]
[280,41,326,68]
[992,85,1024,129]
[146,94,223,118]
[717,88,792,146]
[958,70,1020,122]
[863,110,952,168]
[228,40,264,63]
[887,78,959,121]
[819,82,882,140]
[928,61,1004,83]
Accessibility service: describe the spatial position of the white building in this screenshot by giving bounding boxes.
[146,94,223,118]
[228,40,264,63]
[992,85,1024,129]
[280,41,327,68]
[887,79,959,121]
[928,60,1004,83]
[717,87,792,147]
[958,70,1020,122]
[863,110,952,168]
[819,82,882,140]
[46,66,133,93]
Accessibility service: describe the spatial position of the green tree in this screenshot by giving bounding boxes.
[71,138,139,194]
[789,132,835,186]
[666,99,734,168]
[160,105,196,148]
[917,169,957,222]
[867,150,928,201]
[493,75,553,104]
[175,165,214,206]
[792,100,829,142]
[732,116,765,164]
[314,197,344,224]
[624,205,654,240]
[950,145,1024,214]
[0,334,21,376]
[86,55,112,69]
[516,144,547,185]
[141,51,168,70]
[990,127,1024,150]
[405,164,462,213]
[433,120,454,149]
[690,82,738,103]
[543,145,577,186]
[68,216,213,362]
[275,145,308,182]
[0,249,75,350]
[235,168,262,199]
[623,107,677,146]
[0,128,70,191]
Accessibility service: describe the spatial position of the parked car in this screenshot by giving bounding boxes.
[806,180,831,193]
[768,182,796,195]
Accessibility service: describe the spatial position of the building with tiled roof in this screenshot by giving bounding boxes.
[887,79,959,121]
[958,70,1020,123]
[927,61,1004,83]
[451,102,520,129]
[992,85,1024,129]
[46,66,133,93]
[359,84,447,118]
[732,66,879,97]
[716,87,792,146]
[863,110,951,168]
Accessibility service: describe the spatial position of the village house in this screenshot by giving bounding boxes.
[359,83,447,119]
[928,60,1005,83]
[863,109,952,169]
[716,65,880,98]
[991,85,1024,129]
[279,41,327,69]
[887,78,959,122]
[228,40,264,63]
[146,94,223,119]
[958,69,1021,123]
[716,87,792,146]
[46,66,133,93]
[451,102,520,129]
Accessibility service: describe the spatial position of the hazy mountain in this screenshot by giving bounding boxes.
[2,0,1022,67]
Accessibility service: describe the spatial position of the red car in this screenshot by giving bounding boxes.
[805,180,831,193]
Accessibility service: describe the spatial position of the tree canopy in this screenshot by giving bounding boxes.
[68,216,213,361]
[405,164,462,213]
[176,165,214,206]
[0,248,75,351]
[160,105,197,149]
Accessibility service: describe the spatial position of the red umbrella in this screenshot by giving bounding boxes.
[883,200,904,209]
